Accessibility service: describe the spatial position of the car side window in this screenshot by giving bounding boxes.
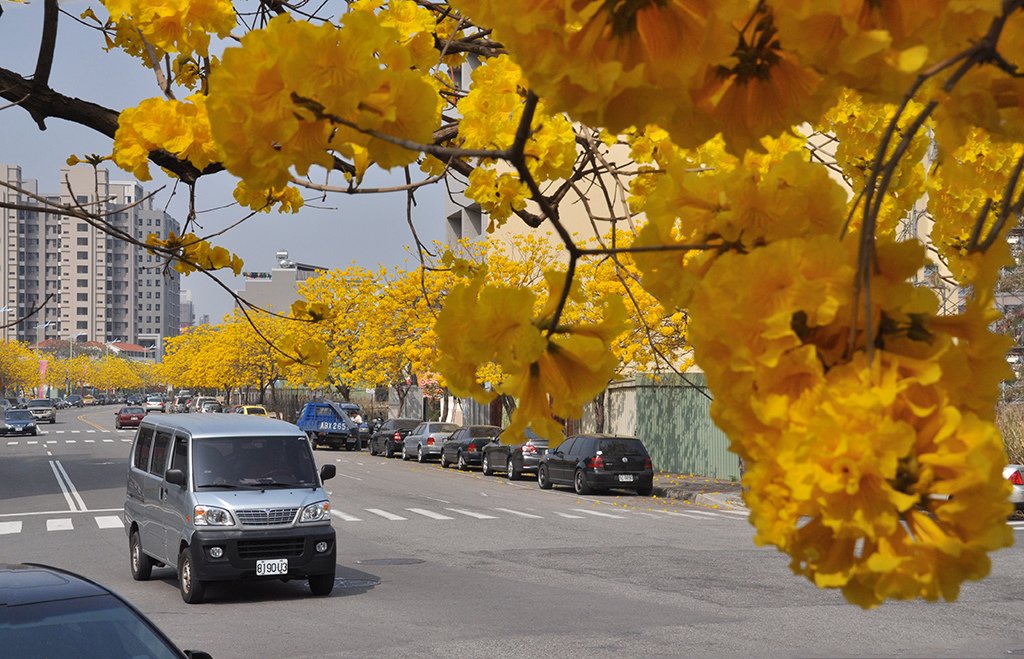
[132,427,154,471]
[450,429,464,442]
[170,435,189,483]
[149,430,173,476]
[412,424,425,435]
[558,438,576,455]
[568,438,589,457]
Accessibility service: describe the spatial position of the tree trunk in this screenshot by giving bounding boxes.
[594,389,606,434]
[440,387,450,423]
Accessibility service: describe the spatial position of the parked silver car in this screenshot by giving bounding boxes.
[402,422,459,463]
[124,415,337,604]
[1006,464,1024,513]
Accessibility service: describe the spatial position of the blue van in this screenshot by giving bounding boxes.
[296,401,360,451]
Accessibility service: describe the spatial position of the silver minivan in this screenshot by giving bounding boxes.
[124,415,337,604]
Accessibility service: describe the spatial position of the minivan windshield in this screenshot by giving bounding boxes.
[192,436,319,489]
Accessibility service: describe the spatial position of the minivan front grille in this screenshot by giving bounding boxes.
[237,538,306,560]
[236,508,299,526]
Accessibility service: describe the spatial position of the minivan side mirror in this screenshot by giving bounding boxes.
[164,469,186,487]
[320,464,336,482]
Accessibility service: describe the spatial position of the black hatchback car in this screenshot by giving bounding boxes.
[368,418,421,458]
[538,435,654,496]
[0,563,211,658]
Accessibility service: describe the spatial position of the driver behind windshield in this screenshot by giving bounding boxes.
[193,437,317,488]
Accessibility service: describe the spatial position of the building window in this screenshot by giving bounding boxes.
[76,307,87,315]
[76,279,88,287]
[77,223,88,231]
[77,251,88,259]
[76,265,88,274]
[155,303,160,310]
[76,237,88,246]
[76,293,87,302]
[76,321,87,329]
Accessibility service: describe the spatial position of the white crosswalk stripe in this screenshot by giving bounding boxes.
[446,508,498,519]
[85,439,94,443]
[493,508,543,519]
[103,439,114,443]
[365,508,407,521]
[86,430,96,433]
[573,508,625,519]
[331,510,363,522]
[66,440,76,444]
[0,521,23,534]
[6,441,16,446]
[94,516,123,529]
[71,430,80,434]
[47,518,73,531]
[406,508,453,520]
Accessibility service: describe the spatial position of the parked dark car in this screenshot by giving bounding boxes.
[537,435,654,496]
[0,563,211,658]
[481,427,550,479]
[66,394,84,408]
[368,418,421,458]
[115,406,147,429]
[440,425,503,470]
[2,409,37,436]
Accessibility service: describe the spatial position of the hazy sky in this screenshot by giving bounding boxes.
[0,1,444,322]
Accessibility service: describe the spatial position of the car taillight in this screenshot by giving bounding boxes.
[588,455,605,469]
[644,457,653,469]
[393,432,401,440]
[468,443,476,452]
[522,445,536,454]
[427,437,434,445]
[1011,470,1024,486]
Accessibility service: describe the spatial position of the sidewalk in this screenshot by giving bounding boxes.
[652,473,747,511]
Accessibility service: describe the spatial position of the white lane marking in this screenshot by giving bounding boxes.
[95,515,123,529]
[86,430,96,433]
[45,441,56,445]
[365,509,407,521]
[406,508,453,520]
[121,439,132,443]
[480,492,489,497]
[554,512,585,519]
[658,510,708,520]
[493,508,543,519]
[47,518,73,531]
[6,441,17,446]
[714,509,749,516]
[66,440,76,444]
[446,508,497,519]
[46,451,52,456]
[103,439,114,443]
[55,430,65,434]
[54,460,88,512]
[71,430,80,434]
[26,441,37,445]
[335,472,363,481]
[0,508,121,519]
[330,510,363,522]
[572,508,625,519]
[627,511,661,518]
[85,440,95,443]
[0,521,22,534]
[422,496,451,504]
[49,460,78,511]
[356,462,364,466]
[675,509,721,517]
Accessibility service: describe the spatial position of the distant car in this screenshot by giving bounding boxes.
[190,396,219,413]
[2,409,37,436]
[440,425,503,470]
[115,406,147,429]
[26,398,57,424]
[82,395,97,406]
[1006,465,1024,513]
[538,434,654,496]
[200,400,223,413]
[53,398,70,410]
[144,395,166,413]
[481,427,551,479]
[0,563,211,658]
[402,422,460,463]
[66,394,84,408]
[237,405,268,416]
[368,418,421,458]
[296,401,360,451]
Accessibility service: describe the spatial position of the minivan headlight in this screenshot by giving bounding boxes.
[300,501,331,523]
[194,505,233,526]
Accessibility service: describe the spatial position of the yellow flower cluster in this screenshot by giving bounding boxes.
[449,0,1011,154]
[206,10,443,191]
[457,56,577,225]
[435,271,628,444]
[113,94,221,181]
[145,232,243,276]
[102,0,235,58]
[233,181,305,214]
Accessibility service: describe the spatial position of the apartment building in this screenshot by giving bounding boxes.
[0,163,180,350]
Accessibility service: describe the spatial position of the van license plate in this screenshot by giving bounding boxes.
[618,474,635,482]
[256,559,288,576]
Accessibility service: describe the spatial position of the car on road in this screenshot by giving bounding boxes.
[237,405,268,416]
[190,396,220,413]
[481,427,550,479]
[115,406,147,429]
[82,395,97,406]
[367,418,421,458]
[124,414,338,604]
[200,400,224,414]
[144,395,166,413]
[1006,464,1024,513]
[537,434,654,496]
[26,398,56,424]
[297,401,360,451]
[402,422,460,463]
[2,409,37,436]
[66,394,84,408]
[53,397,70,409]
[0,563,212,658]
[440,425,502,470]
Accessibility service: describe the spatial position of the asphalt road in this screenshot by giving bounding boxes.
[3,406,1024,658]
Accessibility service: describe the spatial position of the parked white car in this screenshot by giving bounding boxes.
[144,395,165,413]
[401,422,459,463]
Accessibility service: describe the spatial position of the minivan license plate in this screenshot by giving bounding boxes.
[256,559,288,576]
[618,474,635,482]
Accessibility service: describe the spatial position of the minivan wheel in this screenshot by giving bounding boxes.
[482,454,493,476]
[129,530,153,581]
[538,465,552,489]
[507,459,519,481]
[178,547,206,604]
[574,469,592,495]
[308,573,335,597]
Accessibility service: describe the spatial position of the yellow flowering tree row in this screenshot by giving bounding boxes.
[2,0,1023,607]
